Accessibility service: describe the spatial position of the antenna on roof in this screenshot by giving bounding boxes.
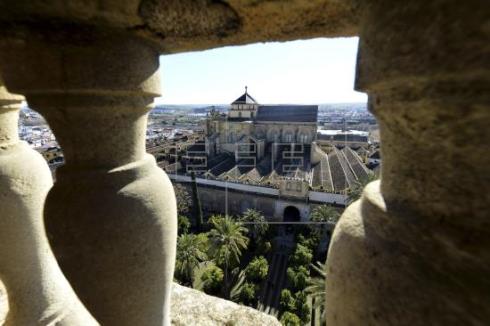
[245,86,248,94]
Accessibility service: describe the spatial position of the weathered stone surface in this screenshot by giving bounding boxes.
[0,80,97,325]
[0,282,7,325]
[170,283,280,326]
[0,34,177,325]
[327,1,490,325]
[0,283,280,326]
[0,0,358,53]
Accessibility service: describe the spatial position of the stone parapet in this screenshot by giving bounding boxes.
[170,283,281,326]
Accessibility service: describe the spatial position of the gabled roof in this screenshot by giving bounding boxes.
[369,150,381,159]
[232,87,258,104]
[255,105,318,123]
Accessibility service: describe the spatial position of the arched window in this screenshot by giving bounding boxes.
[298,133,309,143]
[283,132,294,143]
[268,130,280,143]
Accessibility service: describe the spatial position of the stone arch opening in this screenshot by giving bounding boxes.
[283,205,301,222]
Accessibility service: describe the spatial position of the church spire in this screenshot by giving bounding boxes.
[245,85,248,94]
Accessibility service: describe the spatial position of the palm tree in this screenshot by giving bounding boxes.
[239,209,268,241]
[310,205,340,225]
[175,233,208,285]
[305,261,327,324]
[208,215,249,298]
[347,173,378,204]
[309,205,340,239]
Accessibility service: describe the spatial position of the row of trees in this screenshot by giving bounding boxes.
[174,208,272,307]
[279,204,339,325]
[280,240,315,325]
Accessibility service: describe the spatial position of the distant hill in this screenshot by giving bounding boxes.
[319,103,367,111]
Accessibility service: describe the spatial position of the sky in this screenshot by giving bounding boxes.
[157,37,367,105]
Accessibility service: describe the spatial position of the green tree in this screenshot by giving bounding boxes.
[287,265,310,292]
[238,282,256,306]
[193,262,224,296]
[208,215,249,298]
[280,289,296,312]
[297,234,319,252]
[178,215,190,235]
[256,240,272,256]
[195,232,209,252]
[294,291,310,324]
[190,171,204,231]
[310,205,340,225]
[175,233,208,284]
[305,261,327,323]
[229,268,247,303]
[245,256,269,282]
[347,173,378,204]
[239,209,269,241]
[290,244,313,267]
[280,312,302,326]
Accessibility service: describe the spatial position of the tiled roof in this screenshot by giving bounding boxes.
[342,147,369,180]
[327,150,348,191]
[311,155,334,191]
[209,157,236,177]
[255,105,318,123]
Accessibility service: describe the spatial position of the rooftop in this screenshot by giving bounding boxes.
[232,87,258,104]
[256,105,318,123]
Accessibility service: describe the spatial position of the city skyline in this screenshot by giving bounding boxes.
[157,37,367,105]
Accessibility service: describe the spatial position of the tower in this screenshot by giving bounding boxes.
[229,86,259,119]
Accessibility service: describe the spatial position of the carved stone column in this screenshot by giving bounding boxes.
[326,1,490,325]
[0,80,97,325]
[0,29,177,325]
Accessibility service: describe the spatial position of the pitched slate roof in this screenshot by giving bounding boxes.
[255,105,318,123]
[232,91,258,104]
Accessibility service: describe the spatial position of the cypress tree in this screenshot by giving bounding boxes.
[190,171,203,231]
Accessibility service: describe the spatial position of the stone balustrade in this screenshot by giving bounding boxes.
[0,29,177,325]
[0,80,97,325]
[0,1,488,325]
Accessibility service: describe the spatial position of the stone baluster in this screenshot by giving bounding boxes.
[0,79,97,325]
[0,29,177,325]
[326,1,490,325]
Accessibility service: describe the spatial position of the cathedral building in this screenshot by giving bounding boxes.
[163,88,371,219]
[193,88,370,198]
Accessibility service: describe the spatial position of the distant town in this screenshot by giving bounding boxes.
[21,99,379,176]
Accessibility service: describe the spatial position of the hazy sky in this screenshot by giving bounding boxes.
[157,37,367,105]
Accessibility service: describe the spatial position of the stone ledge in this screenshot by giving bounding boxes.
[170,283,281,326]
[0,0,358,53]
[0,283,280,325]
